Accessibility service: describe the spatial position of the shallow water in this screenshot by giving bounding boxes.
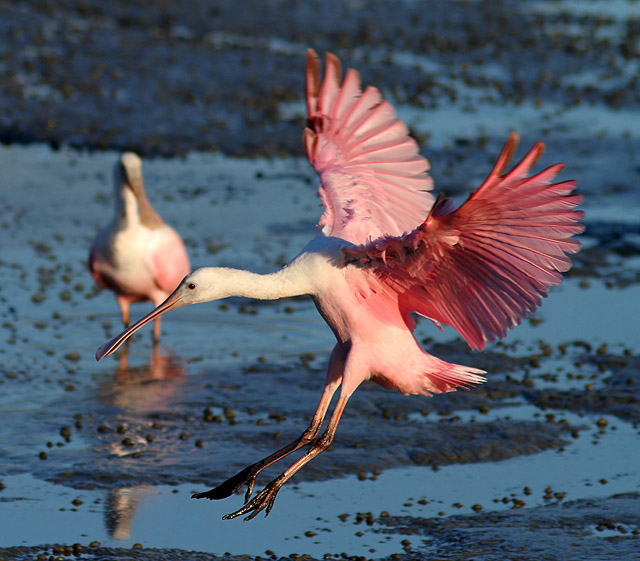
[1,0,640,559]
[1,142,639,558]
[2,398,638,557]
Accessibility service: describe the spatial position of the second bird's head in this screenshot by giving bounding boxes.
[113,152,164,228]
[115,152,143,196]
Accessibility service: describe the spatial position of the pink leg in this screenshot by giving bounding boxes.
[225,393,350,520]
[152,316,162,343]
[151,296,164,343]
[117,296,130,328]
[192,344,346,504]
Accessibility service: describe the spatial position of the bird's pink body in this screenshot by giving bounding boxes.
[96,51,583,520]
[300,236,484,398]
[89,152,190,339]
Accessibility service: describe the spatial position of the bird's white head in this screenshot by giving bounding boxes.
[178,267,235,304]
[113,152,163,228]
[115,152,143,193]
[121,151,142,171]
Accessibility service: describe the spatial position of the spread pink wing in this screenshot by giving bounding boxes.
[304,49,435,245]
[150,227,191,295]
[344,133,584,350]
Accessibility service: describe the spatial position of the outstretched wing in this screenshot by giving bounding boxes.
[304,49,435,245]
[344,133,584,350]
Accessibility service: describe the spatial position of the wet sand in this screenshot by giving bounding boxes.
[1,0,639,559]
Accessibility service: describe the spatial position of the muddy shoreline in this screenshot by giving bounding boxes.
[1,1,638,158]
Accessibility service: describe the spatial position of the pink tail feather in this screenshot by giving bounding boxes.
[417,354,486,396]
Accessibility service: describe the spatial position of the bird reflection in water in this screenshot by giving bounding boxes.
[102,346,185,539]
[114,344,185,387]
[104,486,153,540]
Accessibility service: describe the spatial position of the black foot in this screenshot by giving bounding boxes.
[192,465,258,502]
[222,476,285,521]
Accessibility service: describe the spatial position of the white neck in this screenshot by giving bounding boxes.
[195,264,316,302]
[111,186,139,232]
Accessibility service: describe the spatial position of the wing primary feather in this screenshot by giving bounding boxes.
[306,49,320,123]
[305,51,434,244]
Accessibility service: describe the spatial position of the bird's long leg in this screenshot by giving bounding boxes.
[152,317,162,343]
[193,376,341,502]
[117,296,130,328]
[192,346,346,503]
[224,392,349,521]
[113,297,133,353]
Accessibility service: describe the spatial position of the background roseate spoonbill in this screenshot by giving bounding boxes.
[89,152,191,342]
[96,50,584,520]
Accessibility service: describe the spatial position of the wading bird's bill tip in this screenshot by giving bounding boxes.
[95,338,116,361]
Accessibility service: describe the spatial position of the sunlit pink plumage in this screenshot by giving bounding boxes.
[89,152,191,341]
[95,50,583,520]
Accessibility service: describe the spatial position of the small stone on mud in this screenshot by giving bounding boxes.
[64,352,81,362]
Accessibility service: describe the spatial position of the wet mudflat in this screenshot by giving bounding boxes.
[1,0,640,560]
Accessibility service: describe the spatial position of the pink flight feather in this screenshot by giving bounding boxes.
[344,132,584,351]
[305,49,435,245]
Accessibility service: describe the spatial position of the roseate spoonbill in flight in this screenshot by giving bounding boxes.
[96,50,583,520]
[89,152,191,342]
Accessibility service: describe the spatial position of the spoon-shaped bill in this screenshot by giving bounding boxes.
[96,290,185,361]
